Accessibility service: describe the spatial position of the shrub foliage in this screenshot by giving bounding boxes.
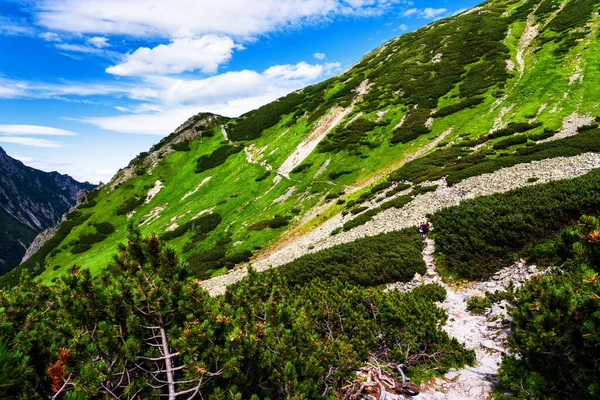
[195,144,243,173]
[279,229,426,287]
[0,225,473,398]
[430,169,600,279]
[497,216,600,399]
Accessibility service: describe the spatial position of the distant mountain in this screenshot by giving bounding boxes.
[0,146,95,274]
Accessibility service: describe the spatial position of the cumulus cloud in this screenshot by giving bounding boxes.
[0,125,76,136]
[313,52,326,60]
[0,137,64,148]
[106,35,237,76]
[398,24,408,31]
[88,36,109,48]
[34,0,404,38]
[79,61,342,134]
[264,62,325,80]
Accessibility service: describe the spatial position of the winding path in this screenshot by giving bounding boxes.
[413,239,502,399]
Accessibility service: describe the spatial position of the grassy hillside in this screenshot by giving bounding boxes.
[6,0,600,286]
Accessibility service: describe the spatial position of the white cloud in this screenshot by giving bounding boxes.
[0,16,35,36]
[264,62,325,80]
[0,77,155,100]
[402,8,418,17]
[402,7,447,19]
[54,42,120,60]
[421,7,447,19]
[0,125,76,136]
[106,35,237,76]
[0,86,20,98]
[10,155,71,171]
[0,137,64,148]
[9,154,113,183]
[398,24,408,31]
[34,0,402,38]
[313,52,326,60]
[40,31,61,41]
[80,60,342,134]
[88,36,110,48]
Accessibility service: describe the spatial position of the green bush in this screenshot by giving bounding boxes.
[488,122,542,139]
[497,216,600,399]
[255,171,271,182]
[435,97,485,117]
[381,194,413,210]
[370,181,393,194]
[291,163,313,173]
[79,232,106,245]
[248,216,290,231]
[0,227,473,398]
[350,206,369,215]
[171,141,191,151]
[412,284,447,303]
[94,222,116,235]
[221,250,253,269]
[279,229,426,287]
[390,128,600,186]
[343,208,380,231]
[161,214,222,241]
[466,296,491,314]
[317,118,384,153]
[78,199,97,209]
[115,195,146,216]
[329,170,353,180]
[492,135,528,150]
[228,91,305,141]
[71,243,92,254]
[195,144,242,173]
[430,169,600,279]
[385,183,412,197]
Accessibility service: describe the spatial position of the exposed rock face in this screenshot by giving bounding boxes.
[109,113,222,190]
[0,146,95,274]
[20,226,58,264]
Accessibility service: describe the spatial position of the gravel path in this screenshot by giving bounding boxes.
[413,239,504,399]
[389,239,541,399]
[202,152,600,296]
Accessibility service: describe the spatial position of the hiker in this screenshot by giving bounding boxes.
[460,190,465,199]
[418,222,424,237]
[423,222,430,236]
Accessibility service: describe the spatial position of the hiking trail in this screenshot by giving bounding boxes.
[411,238,506,399]
[202,152,600,296]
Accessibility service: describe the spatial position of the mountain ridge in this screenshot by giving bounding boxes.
[4,0,600,288]
[0,146,95,274]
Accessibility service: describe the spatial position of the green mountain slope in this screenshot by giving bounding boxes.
[8,0,600,286]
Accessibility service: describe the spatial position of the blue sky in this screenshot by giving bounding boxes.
[0,0,480,183]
